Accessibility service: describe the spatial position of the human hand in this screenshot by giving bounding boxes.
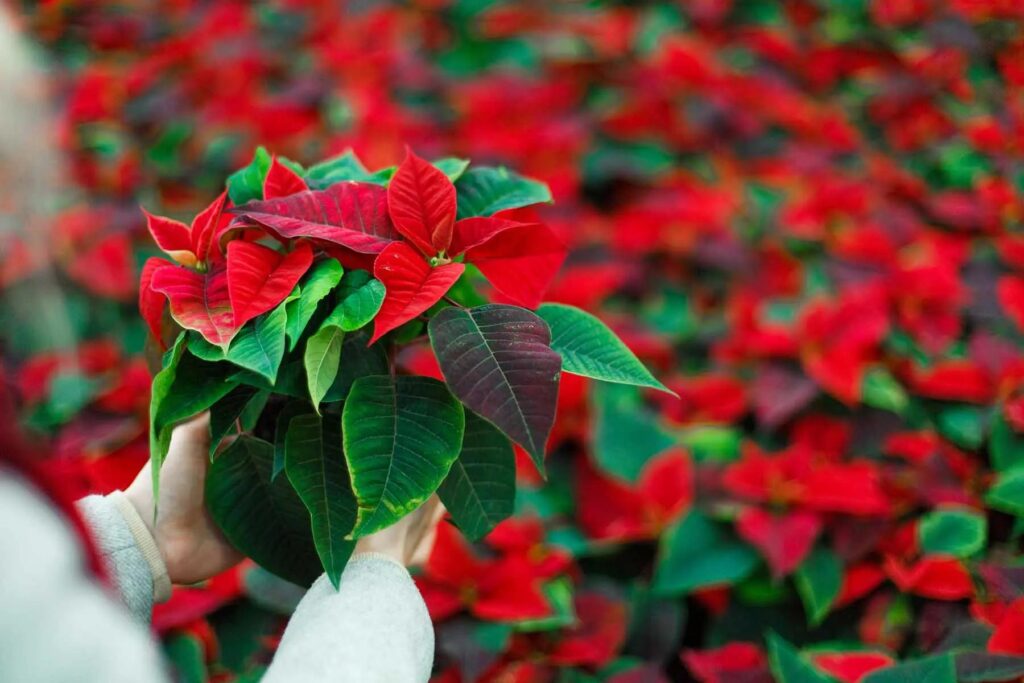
[125,413,243,584]
[353,496,446,567]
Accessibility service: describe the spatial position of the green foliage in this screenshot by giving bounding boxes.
[794,547,842,626]
[919,508,986,557]
[285,414,357,587]
[206,436,321,586]
[654,510,760,595]
[285,260,344,350]
[766,632,839,683]
[342,375,466,537]
[437,411,516,540]
[455,166,553,218]
[227,146,272,204]
[538,303,673,394]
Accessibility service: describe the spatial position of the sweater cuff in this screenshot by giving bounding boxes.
[108,491,172,603]
[348,551,408,572]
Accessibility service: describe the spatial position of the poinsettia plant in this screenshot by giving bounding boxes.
[140,147,672,587]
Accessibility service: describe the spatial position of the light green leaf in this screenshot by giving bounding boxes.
[990,413,1024,473]
[986,469,1024,516]
[593,384,675,482]
[285,259,344,350]
[455,166,553,218]
[285,414,357,588]
[303,323,344,412]
[433,156,470,181]
[324,270,385,332]
[653,510,759,595]
[206,436,321,586]
[437,411,516,541]
[862,368,908,415]
[794,547,842,626]
[305,149,375,188]
[919,507,986,557]
[227,146,271,205]
[343,375,465,537]
[224,305,288,383]
[538,303,672,394]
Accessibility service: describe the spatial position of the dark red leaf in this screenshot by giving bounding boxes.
[231,182,400,254]
[736,508,821,578]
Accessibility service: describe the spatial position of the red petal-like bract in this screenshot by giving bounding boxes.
[150,262,237,347]
[143,210,195,267]
[370,241,464,343]
[736,508,821,578]
[811,652,893,683]
[139,257,170,347]
[231,182,400,254]
[387,148,457,256]
[143,191,229,267]
[226,240,313,329]
[263,157,307,199]
[463,222,567,309]
[449,216,521,256]
[548,594,628,667]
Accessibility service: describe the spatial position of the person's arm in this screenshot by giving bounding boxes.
[122,413,443,682]
[0,469,170,683]
[262,499,443,683]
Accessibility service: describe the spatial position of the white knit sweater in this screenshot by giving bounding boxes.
[0,468,434,682]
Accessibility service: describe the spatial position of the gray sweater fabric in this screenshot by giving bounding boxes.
[0,469,434,682]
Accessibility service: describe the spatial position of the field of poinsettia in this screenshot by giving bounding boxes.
[6,0,1024,681]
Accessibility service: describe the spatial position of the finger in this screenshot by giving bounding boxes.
[409,497,447,567]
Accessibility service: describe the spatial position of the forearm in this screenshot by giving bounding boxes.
[76,491,171,623]
[263,554,435,683]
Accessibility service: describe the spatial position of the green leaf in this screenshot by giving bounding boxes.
[766,632,839,683]
[285,414,357,588]
[937,405,986,450]
[537,303,672,394]
[209,385,262,458]
[956,652,1024,683]
[323,328,389,402]
[324,270,385,332]
[455,166,553,218]
[303,324,345,412]
[437,411,516,541]
[151,338,236,495]
[227,146,271,205]
[593,384,675,482]
[433,156,470,181]
[285,260,344,350]
[794,547,842,626]
[163,633,206,683]
[861,368,908,415]
[863,654,956,683]
[224,305,288,384]
[653,510,760,595]
[304,149,375,188]
[273,400,317,480]
[206,436,321,586]
[990,413,1024,473]
[986,469,1024,516]
[342,375,465,537]
[919,507,986,557]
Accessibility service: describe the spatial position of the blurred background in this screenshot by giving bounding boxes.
[3,1,1024,681]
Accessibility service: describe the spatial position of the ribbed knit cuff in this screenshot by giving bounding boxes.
[348,551,407,572]
[108,491,171,603]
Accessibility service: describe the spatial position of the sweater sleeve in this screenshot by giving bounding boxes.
[0,470,169,683]
[76,492,170,624]
[262,553,435,683]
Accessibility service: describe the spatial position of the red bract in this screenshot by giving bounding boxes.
[388,148,457,255]
[811,651,893,682]
[263,156,307,199]
[416,523,552,622]
[371,242,465,343]
[682,642,769,683]
[144,191,228,269]
[226,240,313,329]
[735,507,821,578]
